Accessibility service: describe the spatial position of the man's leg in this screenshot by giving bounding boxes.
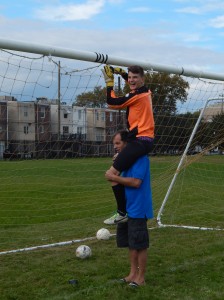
[135,248,147,285]
[123,249,138,282]
[125,248,147,285]
[128,218,149,286]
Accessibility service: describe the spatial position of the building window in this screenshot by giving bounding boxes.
[24,126,29,134]
[96,134,103,141]
[95,128,104,141]
[101,112,105,121]
[24,111,28,117]
[40,125,44,133]
[64,113,68,118]
[77,127,82,134]
[40,106,45,118]
[108,127,115,136]
[78,110,82,120]
[63,126,69,134]
[95,111,99,121]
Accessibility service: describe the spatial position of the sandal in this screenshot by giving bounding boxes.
[118,278,129,283]
[129,281,139,288]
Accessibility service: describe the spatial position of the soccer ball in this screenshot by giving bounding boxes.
[96,228,110,240]
[76,245,92,259]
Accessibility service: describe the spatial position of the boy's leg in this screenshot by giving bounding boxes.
[112,184,126,216]
[113,139,153,173]
[106,166,127,218]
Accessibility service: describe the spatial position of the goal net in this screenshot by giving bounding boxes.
[0,44,223,254]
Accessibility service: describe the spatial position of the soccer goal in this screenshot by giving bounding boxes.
[156,97,224,231]
[0,39,223,255]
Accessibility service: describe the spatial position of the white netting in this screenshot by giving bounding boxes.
[0,49,224,254]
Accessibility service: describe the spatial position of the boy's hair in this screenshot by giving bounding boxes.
[113,130,128,142]
[128,65,144,77]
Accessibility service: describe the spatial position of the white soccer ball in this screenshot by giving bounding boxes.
[76,245,92,259]
[96,228,110,240]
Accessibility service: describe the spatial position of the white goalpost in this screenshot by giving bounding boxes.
[0,38,224,255]
[157,97,224,231]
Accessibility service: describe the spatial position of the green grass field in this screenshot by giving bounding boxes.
[0,156,223,299]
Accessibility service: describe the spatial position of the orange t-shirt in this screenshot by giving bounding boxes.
[107,87,154,139]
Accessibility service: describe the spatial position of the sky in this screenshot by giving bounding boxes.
[1,0,224,77]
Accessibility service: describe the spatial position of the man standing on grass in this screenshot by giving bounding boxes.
[105,131,153,288]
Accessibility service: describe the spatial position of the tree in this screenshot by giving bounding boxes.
[145,73,189,115]
[195,113,224,151]
[153,112,199,154]
[74,86,107,108]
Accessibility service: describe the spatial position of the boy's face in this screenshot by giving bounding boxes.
[128,71,144,91]
[113,134,126,153]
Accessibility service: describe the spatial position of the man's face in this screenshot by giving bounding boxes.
[128,71,144,91]
[113,134,126,153]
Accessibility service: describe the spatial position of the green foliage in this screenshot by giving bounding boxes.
[74,86,107,108]
[203,113,224,149]
[154,112,199,152]
[146,73,189,115]
[74,84,126,107]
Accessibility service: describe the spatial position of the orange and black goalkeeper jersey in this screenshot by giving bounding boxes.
[107,85,154,139]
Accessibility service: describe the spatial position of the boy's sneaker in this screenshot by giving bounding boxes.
[104,213,118,225]
[114,214,128,223]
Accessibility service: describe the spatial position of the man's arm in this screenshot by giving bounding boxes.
[105,170,141,188]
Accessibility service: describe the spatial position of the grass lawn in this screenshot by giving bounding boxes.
[0,156,223,299]
[0,228,223,300]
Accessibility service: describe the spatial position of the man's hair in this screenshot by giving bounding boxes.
[128,65,144,77]
[113,130,128,142]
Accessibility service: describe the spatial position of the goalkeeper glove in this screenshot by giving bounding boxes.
[113,67,127,76]
[101,65,114,87]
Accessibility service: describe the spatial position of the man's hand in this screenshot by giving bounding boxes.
[101,65,114,87]
[105,169,116,181]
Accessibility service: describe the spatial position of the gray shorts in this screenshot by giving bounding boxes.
[116,218,149,250]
